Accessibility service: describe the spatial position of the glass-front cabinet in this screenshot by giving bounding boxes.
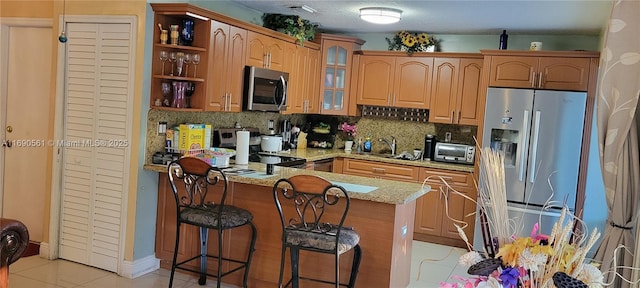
[315,34,364,115]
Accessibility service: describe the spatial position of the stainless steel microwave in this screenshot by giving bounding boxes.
[243,66,288,112]
[433,142,475,165]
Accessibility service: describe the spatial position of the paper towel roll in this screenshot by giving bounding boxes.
[235,130,250,165]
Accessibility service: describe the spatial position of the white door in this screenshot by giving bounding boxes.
[58,20,134,273]
[0,21,52,244]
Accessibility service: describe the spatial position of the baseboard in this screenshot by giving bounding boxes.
[22,241,40,257]
[39,242,53,260]
[120,255,160,279]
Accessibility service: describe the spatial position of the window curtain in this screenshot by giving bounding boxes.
[594,0,640,287]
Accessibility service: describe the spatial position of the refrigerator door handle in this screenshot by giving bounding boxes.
[529,110,542,183]
[518,110,531,182]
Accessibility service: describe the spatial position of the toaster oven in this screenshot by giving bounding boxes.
[433,142,475,165]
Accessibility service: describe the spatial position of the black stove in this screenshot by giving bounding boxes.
[248,152,306,168]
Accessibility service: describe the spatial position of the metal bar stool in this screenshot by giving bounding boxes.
[168,157,257,288]
[273,174,362,288]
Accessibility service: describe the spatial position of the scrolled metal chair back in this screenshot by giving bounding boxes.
[168,157,228,211]
[273,175,350,241]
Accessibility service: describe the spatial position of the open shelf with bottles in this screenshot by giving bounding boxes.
[150,4,211,110]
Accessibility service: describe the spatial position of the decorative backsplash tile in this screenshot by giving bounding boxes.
[144,109,477,164]
[361,105,429,122]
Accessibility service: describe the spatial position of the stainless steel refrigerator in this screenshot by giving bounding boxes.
[473,87,587,251]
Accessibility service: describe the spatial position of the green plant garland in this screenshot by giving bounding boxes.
[262,14,318,46]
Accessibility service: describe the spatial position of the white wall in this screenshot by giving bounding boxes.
[353,32,601,52]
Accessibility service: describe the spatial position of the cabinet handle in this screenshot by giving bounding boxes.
[227,93,232,111]
[267,52,272,68]
[531,71,536,88]
[372,167,385,174]
[263,54,268,68]
[457,111,461,123]
[538,72,544,88]
[225,93,229,111]
[451,111,455,123]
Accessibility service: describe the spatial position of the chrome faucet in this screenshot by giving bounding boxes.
[378,136,397,155]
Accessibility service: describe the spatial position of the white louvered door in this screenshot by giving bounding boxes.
[60,21,133,273]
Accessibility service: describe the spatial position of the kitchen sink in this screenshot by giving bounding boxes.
[361,152,420,161]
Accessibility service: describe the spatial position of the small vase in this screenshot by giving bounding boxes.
[344,140,354,152]
[172,81,187,108]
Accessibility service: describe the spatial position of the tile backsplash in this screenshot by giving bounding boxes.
[145,109,477,164]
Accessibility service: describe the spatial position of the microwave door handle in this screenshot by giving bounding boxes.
[518,110,531,182]
[277,75,287,110]
[528,110,541,183]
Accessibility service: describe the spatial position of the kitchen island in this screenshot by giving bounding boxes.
[144,162,429,288]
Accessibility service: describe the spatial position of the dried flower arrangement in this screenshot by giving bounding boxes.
[425,147,606,288]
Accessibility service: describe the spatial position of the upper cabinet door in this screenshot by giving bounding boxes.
[305,48,321,114]
[246,31,284,71]
[283,43,303,114]
[429,58,460,123]
[320,40,353,115]
[267,39,285,71]
[456,58,483,126]
[246,31,267,68]
[355,55,395,106]
[226,26,247,112]
[393,57,433,108]
[489,55,591,91]
[489,56,538,88]
[207,20,231,112]
[539,57,590,91]
[207,20,246,112]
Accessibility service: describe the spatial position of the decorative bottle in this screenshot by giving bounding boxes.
[363,136,372,153]
[499,30,508,50]
[181,20,194,46]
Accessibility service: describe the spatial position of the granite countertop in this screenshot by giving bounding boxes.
[144,162,428,205]
[270,148,476,172]
[144,148,475,205]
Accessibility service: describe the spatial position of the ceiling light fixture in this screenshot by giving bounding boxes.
[359,7,402,24]
[289,5,317,14]
[301,5,317,14]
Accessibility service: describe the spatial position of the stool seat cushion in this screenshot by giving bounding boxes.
[180,205,253,229]
[286,228,360,254]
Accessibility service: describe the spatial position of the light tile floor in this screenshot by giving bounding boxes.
[8,241,471,288]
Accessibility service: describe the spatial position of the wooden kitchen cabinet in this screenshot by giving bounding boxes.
[246,31,285,70]
[305,48,321,113]
[314,34,364,115]
[341,158,420,182]
[355,55,433,108]
[206,20,246,112]
[488,55,591,91]
[429,57,483,125]
[283,44,320,114]
[150,4,211,111]
[355,56,394,106]
[414,167,476,247]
